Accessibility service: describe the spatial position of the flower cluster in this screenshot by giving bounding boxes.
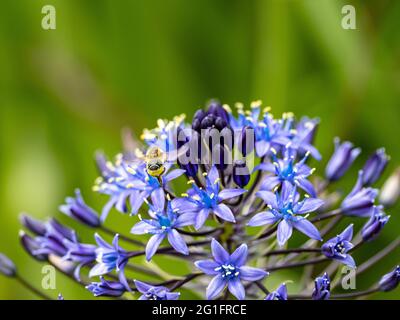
[1,100,399,300]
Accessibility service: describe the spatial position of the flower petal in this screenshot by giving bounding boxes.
[256,191,277,208]
[228,277,245,300]
[229,244,248,267]
[293,218,322,241]
[174,212,196,227]
[167,229,188,255]
[213,204,235,223]
[194,260,220,275]
[151,188,165,212]
[247,211,278,227]
[295,178,317,198]
[145,233,165,261]
[277,220,293,246]
[211,238,230,264]
[207,166,220,185]
[295,198,324,214]
[340,224,354,241]
[218,188,246,200]
[239,266,268,281]
[130,221,150,235]
[134,280,152,294]
[206,275,226,300]
[338,254,356,268]
[260,176,281,191]
[195,208,210,230]
[164,169,186,182]
[255,140,270,157]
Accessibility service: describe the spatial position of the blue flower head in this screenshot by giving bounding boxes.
[93,154,185,220]
[130,196,194,261]
[174,166,246,229]
[258,147,316,197]
[312,273,330,300]
[322,224,355,268]
[89,234,131,290]
[195,239,268,300]
[248,182,323,246]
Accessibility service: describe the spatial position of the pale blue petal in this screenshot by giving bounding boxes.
[277,220,293,246]
[229,244,248,267]
[239,266,268,281]
[167,229,188,255]
[195,208,210,230]
[151,188,165,212]
[218,188,246,200]
[293,219,322,241]
[247,211,278,227]
[206,275,226,300]
[194,260,219,275]
[211,238,230,264]
[214,204,235,223]
[228,278,245,300]
[145,233,165,261]
[295,198,324,214]
[256,191,277,208]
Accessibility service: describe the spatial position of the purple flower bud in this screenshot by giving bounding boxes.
[233,160,250,187]
[59,189,100,227]
[193,109,206,122]
[58,293,64,300]
[134,280,180,300]
[207,101,229,123]
[86,277,126,297]
[312,273,330,300]
[0,253,16,277]
[214,117,228,130]
[362,206,389,242]
[19,231,48,261]
[19,214,47,236]
[325,138,361,181]
[379,266,400,292]
[265,284,287,300]
[341,171,378,217]
[362,148,389,186]
[379,168,400,207]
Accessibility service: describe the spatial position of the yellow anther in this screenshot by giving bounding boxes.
[250,100,262,108]
[222,104,232,113]
[214,178,221,184]
[235,102,244,110]
[181,193,189,197]
[166,194,171,201]
[270,148,277,155]
[187,180,195,184]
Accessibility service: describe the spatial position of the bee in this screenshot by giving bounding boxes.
[145,146,167,178]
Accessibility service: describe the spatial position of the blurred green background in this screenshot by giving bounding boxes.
[0,0,399,299]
